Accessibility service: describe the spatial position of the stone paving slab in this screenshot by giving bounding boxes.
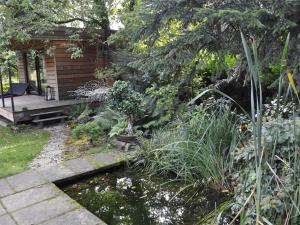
[6,170,48,192]
[64,158,97,174]
[1,184,59,212]
[37,164,76,182]
[0,214,17,225]
[11,195,78,225]
[40,208,106,225]
[0,179,15,198]
[88,152,123,168]
[0,151,133,225]
[0,203,6,216]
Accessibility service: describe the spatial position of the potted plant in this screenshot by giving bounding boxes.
[107,80,143,143]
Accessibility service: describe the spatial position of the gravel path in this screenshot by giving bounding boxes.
[30,124,71,169]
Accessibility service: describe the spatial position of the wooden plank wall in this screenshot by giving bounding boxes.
[44,55,59,100]
[16,54,27,83]
[53,40,100,100]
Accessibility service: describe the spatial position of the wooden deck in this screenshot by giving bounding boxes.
[0,95,85,122]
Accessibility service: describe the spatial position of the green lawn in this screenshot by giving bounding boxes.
[0,126,49,178]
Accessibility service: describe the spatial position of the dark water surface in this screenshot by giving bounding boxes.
[61,167,225,225]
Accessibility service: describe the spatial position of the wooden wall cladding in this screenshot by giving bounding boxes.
[44,54,59,100]
[17,56,26,83]
[53,40,104,100]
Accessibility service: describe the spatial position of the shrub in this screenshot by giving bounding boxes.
[107,80,143,135]
[140,106,240,188]
[72,121,105,143]
[109,119,129,138]
[231,118,300,225]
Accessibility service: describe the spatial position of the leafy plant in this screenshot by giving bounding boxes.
[108,80,143,135]
[72,121,105,143]
[109,119,128,138]
[95,64,122,81]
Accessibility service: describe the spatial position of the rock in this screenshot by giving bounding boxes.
[116,177,133,190]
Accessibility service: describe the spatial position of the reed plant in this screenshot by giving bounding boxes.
[186,33,300,224]
[139,106,240,189]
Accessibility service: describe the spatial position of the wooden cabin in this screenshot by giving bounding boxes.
[0,27,108,123]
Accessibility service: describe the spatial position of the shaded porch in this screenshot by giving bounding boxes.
[0,95,85,122]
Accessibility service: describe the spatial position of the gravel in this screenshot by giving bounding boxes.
[30,124,71,169]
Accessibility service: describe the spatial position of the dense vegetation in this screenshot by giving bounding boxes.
[0,0,300,224]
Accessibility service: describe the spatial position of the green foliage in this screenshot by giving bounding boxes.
[145,84,178,123]
[108,80,143,118]
[140,107,240,188]
[109,0,299,95]
[69,104,91,121]
[72,107,121,141]
[108,80,143,134]
[232,118,300,225]
[72,121,105,142]
[109,119,128,138]
[95,64,122,81]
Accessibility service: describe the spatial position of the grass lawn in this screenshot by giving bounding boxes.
[0,126,49,178]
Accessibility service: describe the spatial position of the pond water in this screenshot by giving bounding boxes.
[61,167,226,225]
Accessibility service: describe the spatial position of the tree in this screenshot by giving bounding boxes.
[107,80,143,135]
[0,0,113,63]
[110,0,300,103]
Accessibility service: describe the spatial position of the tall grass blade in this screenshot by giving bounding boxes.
[241,32,263,225]
[287,71,300,104]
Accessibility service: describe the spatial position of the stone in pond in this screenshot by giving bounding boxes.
[116,177,132,190]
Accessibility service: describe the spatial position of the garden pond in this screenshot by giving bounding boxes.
[61,167,227,225]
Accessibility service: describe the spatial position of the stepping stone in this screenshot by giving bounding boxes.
[6,170,48,192]
[37,164,76,182]
[11,195,78,225]
[40,207,106,225]
[0,179,14,197]
[0,203,6,216]
[64,158,96,174]
[0,214,17,225]
[1,184,60,212]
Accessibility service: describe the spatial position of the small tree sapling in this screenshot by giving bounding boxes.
[107,81,143,135]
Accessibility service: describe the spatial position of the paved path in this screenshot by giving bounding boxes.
[0,151,132,225]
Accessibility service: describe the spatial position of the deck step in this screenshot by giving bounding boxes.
[30,110,63,117]
[32,115,68,123]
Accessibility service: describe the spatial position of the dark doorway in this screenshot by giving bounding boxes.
[25,51,47,96]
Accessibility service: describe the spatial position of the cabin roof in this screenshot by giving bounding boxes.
[10,27,107,50]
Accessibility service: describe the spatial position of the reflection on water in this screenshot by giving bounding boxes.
[62,167,226,225]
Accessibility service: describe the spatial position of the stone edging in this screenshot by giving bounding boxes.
[0,151,134,225]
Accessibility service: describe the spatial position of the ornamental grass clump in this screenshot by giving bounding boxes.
[140,106,240,189]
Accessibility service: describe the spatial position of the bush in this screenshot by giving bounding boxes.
[109,119,128,138]
[108,80,143,134]
[72,121,105,143]
[231,118,300,225]
[140,106,240,188]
